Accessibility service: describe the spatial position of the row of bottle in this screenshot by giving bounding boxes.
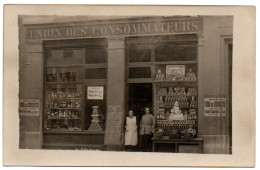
[156,123,196,132]
[157,119,196,124]
[48,100,81,108]
[49,88,82,99]
[158,87,197,96]
[46,110,80,119]
[159,96,196,107]
[47,71,78,82]
[154,72,166,81]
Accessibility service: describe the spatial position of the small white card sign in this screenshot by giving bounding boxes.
[19,99,40,116]
[87,86,104,100]
[204,98,226,116]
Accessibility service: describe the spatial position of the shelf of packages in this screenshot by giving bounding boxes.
[154,80,197,83]
[157,94,197,97]
[46,113,80,119]
[45,82,82,84]
[50,98,82,100]
[161,103,197,107]
[156,120,197,132]
[48,100,81,109]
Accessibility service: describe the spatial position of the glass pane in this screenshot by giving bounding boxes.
[47,48,83,65]
[85,48,107,64]
[129,67,151,78]
[85,86,106,130]
[44,84,82,131]
[85,68,107,79]
[155,45,197,61]
[129,46,151,62]
[46,67,83,82]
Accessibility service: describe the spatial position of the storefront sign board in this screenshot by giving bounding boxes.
[204,98,226,116]
[26,18,203,41]
[87,86,104,100]
[19,99,40,116]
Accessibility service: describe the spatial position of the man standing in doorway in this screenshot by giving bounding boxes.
[140,107,154,152]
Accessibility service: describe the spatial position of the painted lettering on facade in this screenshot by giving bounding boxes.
[27,19,202,40]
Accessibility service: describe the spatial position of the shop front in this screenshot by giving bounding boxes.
[19,16,233,154]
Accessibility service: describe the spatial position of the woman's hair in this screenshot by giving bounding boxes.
[129,109,133,112]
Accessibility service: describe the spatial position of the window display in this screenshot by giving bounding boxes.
[155,64,198,137]
[44,42,108,132]
[44,84,82,131]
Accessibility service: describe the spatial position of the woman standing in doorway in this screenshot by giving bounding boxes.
[124,110,138,151]
[140,107,154,152]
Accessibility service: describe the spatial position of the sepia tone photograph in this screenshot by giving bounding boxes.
[18,15,232,154]
[3,5,255,167]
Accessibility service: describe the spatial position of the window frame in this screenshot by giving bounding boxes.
[43,39,108,133]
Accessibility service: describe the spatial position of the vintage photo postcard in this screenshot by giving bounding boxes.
[3,5,255,167]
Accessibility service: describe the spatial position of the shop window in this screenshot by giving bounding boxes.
[85,68,107,79]
[85,86,106,130]
[44,39,107,133]
[155,44,197,61]
[85,48,107,64]
[128,45,151,62]
[46,48,83,65]
[129,67,151,79]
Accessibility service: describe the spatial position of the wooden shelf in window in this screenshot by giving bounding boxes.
[46,65,84,68]
[154,80,197,83]
[45,82,83,84]
[84,63,107,68]
[154,61,198,65]
[43,130,105,135]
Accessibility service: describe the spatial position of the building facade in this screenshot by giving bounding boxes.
[19,16,233,154]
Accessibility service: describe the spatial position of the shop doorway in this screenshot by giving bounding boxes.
[127,83,153,150]
[128,83,153,123]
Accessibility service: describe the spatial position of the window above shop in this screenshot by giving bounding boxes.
[85,68,107,79]
[155,44,197,62]
[128,45,151,63]
[46,48,84,66]
[129,67,151,79]
[85,48,107,64]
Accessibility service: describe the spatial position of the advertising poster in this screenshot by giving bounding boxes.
[204,98,226,116]
[19,99,40,116]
